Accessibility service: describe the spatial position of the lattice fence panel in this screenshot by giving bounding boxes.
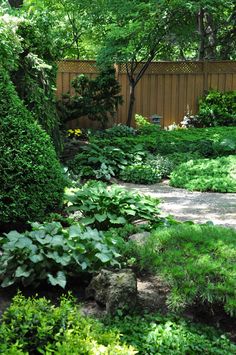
[58,60,98,73]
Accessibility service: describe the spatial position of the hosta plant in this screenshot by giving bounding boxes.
[0,222,120,289]
[65,181,161,230]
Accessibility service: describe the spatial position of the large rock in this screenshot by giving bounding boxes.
[86,269,137,315]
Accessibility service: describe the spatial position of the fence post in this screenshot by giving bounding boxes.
[203,61,208,92]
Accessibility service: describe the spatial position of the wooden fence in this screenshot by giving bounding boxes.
[57,60,236,128]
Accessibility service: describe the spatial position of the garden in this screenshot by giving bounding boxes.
[0,0,236,354]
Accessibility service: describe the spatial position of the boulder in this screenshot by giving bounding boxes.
[86,269,137,315]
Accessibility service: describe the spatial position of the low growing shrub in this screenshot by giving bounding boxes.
[65,181,161,230]
[0,222,120,288]
[170,155,236,192]
[197,90,236,127]
[1,293,235,355]
[68,143,129,180]
[0,294,135,354]
[120,164,162,184]
[126,224,236,316]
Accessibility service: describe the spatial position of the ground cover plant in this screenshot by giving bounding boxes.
[1,293,235,355]
[65,180,161,230]
[68,125,236,187]
[120,224,236,316]
[170,155,236,192]
[0,221,120,289]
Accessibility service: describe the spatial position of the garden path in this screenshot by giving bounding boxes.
[119,180,236,229]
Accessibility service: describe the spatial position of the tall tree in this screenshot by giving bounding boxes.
[95,0,196,126]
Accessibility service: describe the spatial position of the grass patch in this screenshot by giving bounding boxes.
[119,224,236,316]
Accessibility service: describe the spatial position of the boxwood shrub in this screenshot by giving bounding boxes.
[0,70,66,229]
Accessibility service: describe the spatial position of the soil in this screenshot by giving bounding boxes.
[119,180,236,229]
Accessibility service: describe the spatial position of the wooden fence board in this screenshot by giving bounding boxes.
[56,60,236,128]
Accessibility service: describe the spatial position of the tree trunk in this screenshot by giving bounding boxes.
[126,83,135,127]
[8,0,23,8]
[198,7,205,60]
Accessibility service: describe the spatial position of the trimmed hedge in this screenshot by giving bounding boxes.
[0,70,66,228]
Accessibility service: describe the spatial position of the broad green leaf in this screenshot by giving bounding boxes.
[35,234,53,245]
[15,265,31,278]
[15,237,33,249]
[95,252,111,263]
[95,213,107,222]
[110,216,126,224]
[5,230,22,242]
[69,224,82,238]
[81,216,95,225]
[48,271,66,289]
[1,277,15,288]
[29,254,44,263]
[51,235,65,246]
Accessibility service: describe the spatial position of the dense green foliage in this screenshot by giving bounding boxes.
[65,181,161,230]
[120,164,162,184]
[198,90,236,127]
[0,222,120,288]
[0,10,62,150]
[68,126,236,188]
[91,126,236,157]
[170,155,236,192]
[0,294,135,354]
[58,68,123,128]
[121,224,236,316]
[68,143,129,180]
[106,313,236,355]
[0,70,65,228]
[1,294,235,355]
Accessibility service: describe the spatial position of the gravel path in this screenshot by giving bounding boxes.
[119,180,236,229]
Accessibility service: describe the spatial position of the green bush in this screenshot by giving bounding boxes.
[57,67,123,128]
[91,126,236,157]
[65,180,161,230]
[197,90,236,127]
[1,294,235,355]
[170,155,236,192]
[68,143,129,180]
[125,224,236,316]
[120,164,162,184]
[0,294,135,354]
[0,70,66,228]
[0,221,119,288]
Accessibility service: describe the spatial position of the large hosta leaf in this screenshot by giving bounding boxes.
[48,271,66,288]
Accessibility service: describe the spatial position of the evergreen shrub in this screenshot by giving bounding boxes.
[0,70,66,229]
